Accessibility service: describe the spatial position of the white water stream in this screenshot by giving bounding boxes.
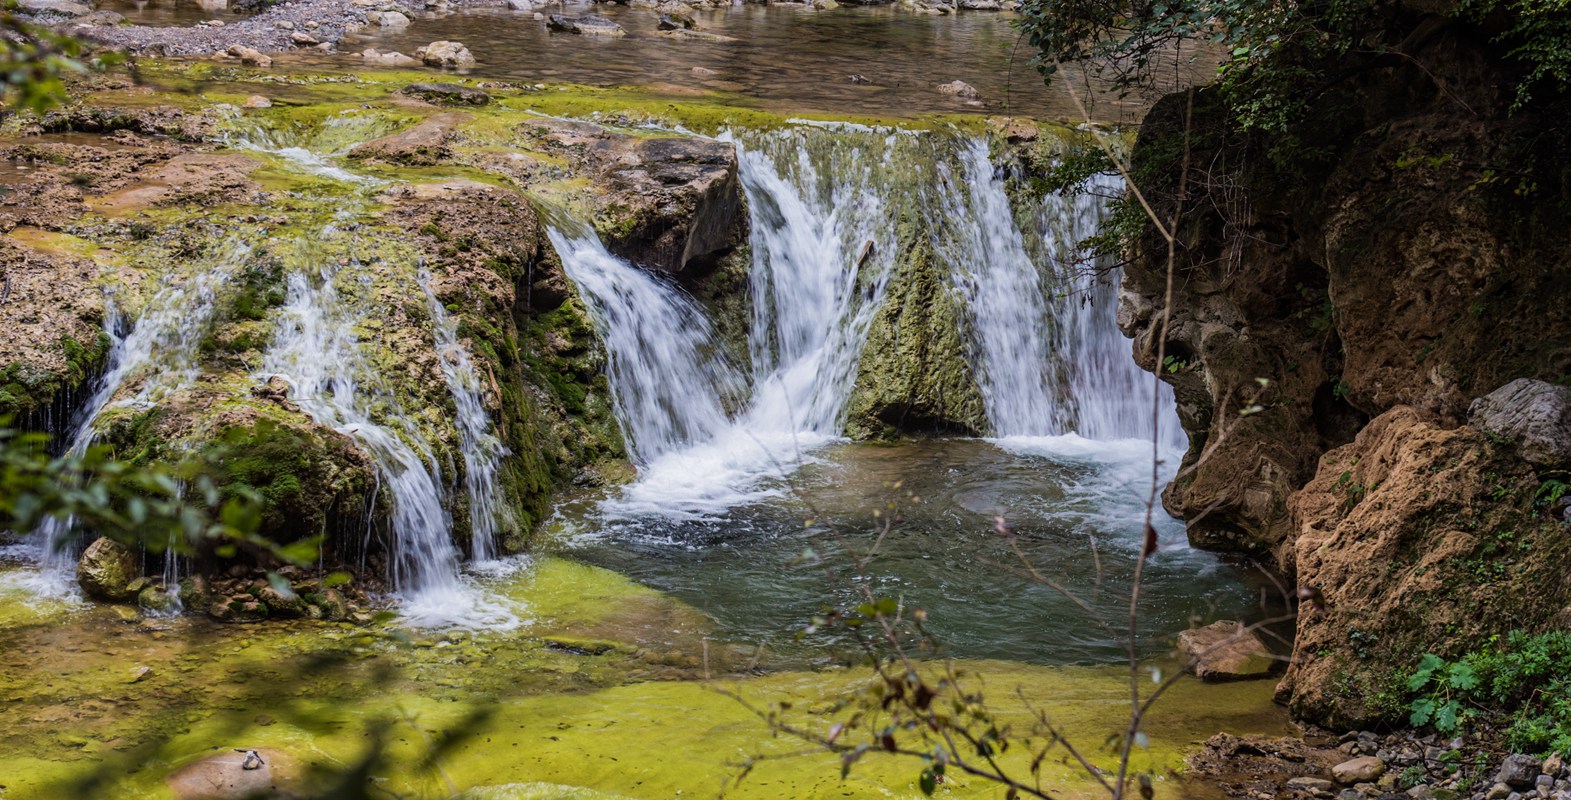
[24,243,251,597]
[558,127,1184,527]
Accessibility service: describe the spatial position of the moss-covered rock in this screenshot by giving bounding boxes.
[845,225,987,438]
[77,537,140,601]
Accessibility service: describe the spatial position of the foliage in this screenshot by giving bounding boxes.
[0,0,121,113]
[1403,631,1571,755]
[1015,0,1571,151]
[1460,0,1571,109]
[0,421,299,564]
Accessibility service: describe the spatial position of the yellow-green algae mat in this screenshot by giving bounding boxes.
[0,557,1286,799]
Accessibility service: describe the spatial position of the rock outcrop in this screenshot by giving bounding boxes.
[1120,7,1571,727]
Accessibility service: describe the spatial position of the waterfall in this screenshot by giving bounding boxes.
[546,228,739,467]
[421,271,510,561]
[733,131,897,436]
[234,121,516,625]
[256,229,513,627]
[562,125,1182,525]
[551,128,905,519]
[941,138,1184,450]
[27,243,251,594]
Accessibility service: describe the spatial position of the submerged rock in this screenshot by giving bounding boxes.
[1176,620,1274,681]
[359,47,419,66]
[397,82,492,106]
[77,537,140,602]
[546,14,628,36]
[418,40,476,67]
[166,748,294,800]
[348,112,472,165]
[1468,378,1571,468]
[936,79,978,99]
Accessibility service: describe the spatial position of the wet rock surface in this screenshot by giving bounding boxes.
[1176,619,1275,681]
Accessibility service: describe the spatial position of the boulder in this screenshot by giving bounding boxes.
[241,95,272,109]
[138,584,182,614]
[1332,756,1385,785]
[1175,620,1274,681]
[227,45,273,68]
[256,585,306,618]
[546,14,627,36]
[417,40,476,67]
[936,79,978,99]
[73,10,125,24]
[1499,754,1542,788]
[373,10,410,26]
[77,537,140,602]
[397,82,491,106]
[360,47,419,66]
[17,0,92,16]
[657,11,694,28]
[289,30,319,45]
[1468,378,1571,468]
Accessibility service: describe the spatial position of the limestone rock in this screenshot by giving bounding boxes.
[373,9,410,26]
[936,79,978,99]
[359,47,419,66]
[1286,776,1336,794]
[1279,406,1571,728]
[1176,620,1274,681]
[73,10,125,24]
[1468,379,1571,468]
[138,585,181,614]
[417,40,476,67]
[241,95,272,109]
[397,82,491,106]
[1500,755,1543,788]
[227,45,273,68]
[546,14,627,36]
[657,11,694,29]
[289,30,319,45]
[77,537,140,602]
[1332,756,1385,785]
[348,112,470,165]
[17,0,92,16]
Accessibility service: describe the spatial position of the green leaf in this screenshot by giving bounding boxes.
[1409,697,1436,727]
[1435,700,1461,732]
[1446,662,1480,691]
[919,768,936,796]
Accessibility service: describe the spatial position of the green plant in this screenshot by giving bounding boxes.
[1406,653,1479,732]
[1402,632,1571,755]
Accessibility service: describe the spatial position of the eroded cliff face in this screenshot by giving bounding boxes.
[1120,15,1571,725]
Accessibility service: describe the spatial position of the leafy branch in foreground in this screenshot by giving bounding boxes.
[0,0,123,113]
[0,420,314,566]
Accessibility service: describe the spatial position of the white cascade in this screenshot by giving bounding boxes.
[256,228,513,627]
[420,271,510,562]
[546,228,739,467]
[550,129,903,519]
[28,243,251,595]
[943,138,1184,451]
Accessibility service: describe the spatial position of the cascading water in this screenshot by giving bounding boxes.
[552,127,905,520]
[563,124,1184,529]
[941,138,1184,450]
[420,270,511,562]
[26,243,251,595]
[545,228,739,467]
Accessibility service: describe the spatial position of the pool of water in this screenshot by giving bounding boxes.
[346,3,1215,121]
[555,436,1283,666]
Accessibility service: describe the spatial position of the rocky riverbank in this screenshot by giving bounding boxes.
[1192,729,1571,800]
